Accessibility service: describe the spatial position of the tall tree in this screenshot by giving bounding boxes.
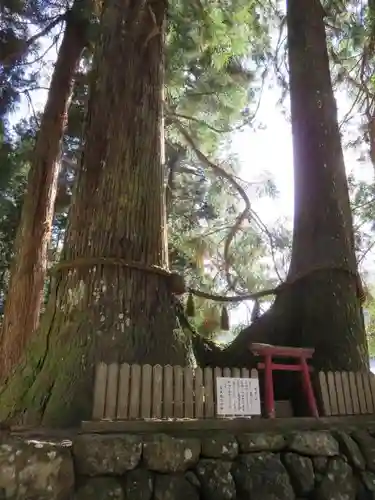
[284,0,368,369]
[0,122,36,301]
[0,0,92,378]
[0,0,194,426]
[1,0,366,428]
[194,0,369,371]
[1,0,270,347]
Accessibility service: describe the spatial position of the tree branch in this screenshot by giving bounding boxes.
[2,14,65,66]
[174,118,285,287]
[168,111,252,134]
[174,119,251,293]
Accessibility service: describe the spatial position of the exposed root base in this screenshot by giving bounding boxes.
[0,270,368,428]
[193,270,368,373]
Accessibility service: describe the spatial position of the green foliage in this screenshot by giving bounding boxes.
[1,0,53,126]
[166,0,268,153]
[0,120,35,299]
[0,0,289,342]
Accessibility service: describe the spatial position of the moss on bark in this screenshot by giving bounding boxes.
[0,0,92,380]
[0,0,193,427]
[0,0,369,428]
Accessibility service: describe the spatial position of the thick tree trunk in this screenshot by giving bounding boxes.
[0,1,91,379]
[0,0,192,427]
[194,0,368,372]
[284,0,368,369]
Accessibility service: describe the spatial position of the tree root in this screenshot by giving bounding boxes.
[0,269,367,428]
[192,269,369,373]
[192,289,293,368]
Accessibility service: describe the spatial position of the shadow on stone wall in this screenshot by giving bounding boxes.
[1,427,375,499]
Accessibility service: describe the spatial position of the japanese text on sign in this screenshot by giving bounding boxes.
[216,377,261,416]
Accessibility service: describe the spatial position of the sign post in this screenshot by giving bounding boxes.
[216,377,261,417]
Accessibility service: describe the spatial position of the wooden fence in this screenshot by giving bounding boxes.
[91,362,375,421]
[92,363,258,420]
[318,371,375,416]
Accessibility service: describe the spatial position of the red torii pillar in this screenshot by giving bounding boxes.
[249,343,319,418]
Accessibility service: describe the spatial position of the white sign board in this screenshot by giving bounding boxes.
[216,377,261,416]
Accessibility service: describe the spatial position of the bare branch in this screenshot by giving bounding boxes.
[174,119,251,293]
[168,112,238,134]
[2,14,65,67]
[23,90,40,128]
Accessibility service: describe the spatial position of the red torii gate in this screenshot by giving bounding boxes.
[249,343,319,419]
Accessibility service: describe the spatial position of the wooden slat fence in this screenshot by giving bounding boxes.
[92,363,259,421]
[317,371,375,416]
[92,364,375,421]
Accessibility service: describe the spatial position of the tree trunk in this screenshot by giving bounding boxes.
[284,0,368,369]
[193,0,369,372]
[0,0,192,428]
[0,1,91,379]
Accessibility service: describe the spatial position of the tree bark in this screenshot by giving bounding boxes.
[194,0,369,372]
[0,1,91,379]
[284,0,368,369]
[0,0,192,427]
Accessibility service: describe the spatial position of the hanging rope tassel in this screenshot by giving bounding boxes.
[220,305,230,331]
[185,292,196,317]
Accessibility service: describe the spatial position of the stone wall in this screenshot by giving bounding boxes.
[2,427,375,499]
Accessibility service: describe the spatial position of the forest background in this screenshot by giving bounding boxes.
[2,0,375,374]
